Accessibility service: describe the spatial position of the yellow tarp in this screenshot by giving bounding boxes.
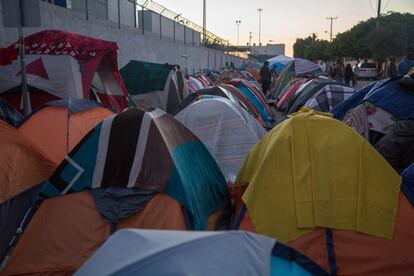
[236,108,401,243]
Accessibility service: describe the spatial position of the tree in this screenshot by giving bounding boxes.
[366,23,407,61]
[293,12,414,61]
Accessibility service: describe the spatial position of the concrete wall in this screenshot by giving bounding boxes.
[0,1,247,73]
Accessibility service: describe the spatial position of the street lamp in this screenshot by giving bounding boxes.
[236,20,241,45]
[257,8,263,46]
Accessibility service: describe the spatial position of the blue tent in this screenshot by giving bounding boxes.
[76,230,328,276]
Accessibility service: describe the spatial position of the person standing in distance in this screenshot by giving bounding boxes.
[260,61,272,96]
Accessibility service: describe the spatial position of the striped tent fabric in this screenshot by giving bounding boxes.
[39,108,228,230]
[294,58,323,76]
[175,98,266,181]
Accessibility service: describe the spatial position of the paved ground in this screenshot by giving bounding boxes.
[353,79,376,89]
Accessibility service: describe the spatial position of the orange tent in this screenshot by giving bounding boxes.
[0,120,56,262]
[2,192,187,276]
[0,121,56,202]
[18,99,113,164]
[235,193,414,275]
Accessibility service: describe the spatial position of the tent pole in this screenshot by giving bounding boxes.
[18,0,31,116]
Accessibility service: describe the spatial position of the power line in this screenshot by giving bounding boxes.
[382,0,391,13]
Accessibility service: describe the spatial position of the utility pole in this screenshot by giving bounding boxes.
[376,0,382,29]
[249,31,253,46]
[203,0,206,45]
[236,20,241,45]
[326,16,338,42]
[257,8,263,46]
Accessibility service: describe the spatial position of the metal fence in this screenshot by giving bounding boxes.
[132,0,229,47]
[46,0,238,51]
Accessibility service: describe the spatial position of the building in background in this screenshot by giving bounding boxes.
[249,43,285,62]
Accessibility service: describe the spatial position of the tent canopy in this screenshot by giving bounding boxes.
[0,30,128,112]
[175,98,266,181]
[18,99,114,164]
[76,229,327,276]
[39,108,228,230]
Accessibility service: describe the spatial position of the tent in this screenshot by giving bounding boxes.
[120,60,189,114]
[175,98,266,181]
[302,84,355,112]
[37,107,228,230]
[1,192,190,275]
[1,108,230,275]
[267,54,294,72]
[76,230,328,276]
[227,79,274,126]
[0,30,128,112]
[18,99,114,164]
[273,58,323,97]
[286,76,336,114]
[0,97,23,127]
[0,121,56,261]
[232,109,414,275]
[275,78,308,110]
[186,75,206,93]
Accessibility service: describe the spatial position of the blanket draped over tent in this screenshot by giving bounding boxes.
[236,108,401,243]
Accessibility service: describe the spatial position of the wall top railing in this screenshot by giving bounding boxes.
[131,0,235,50]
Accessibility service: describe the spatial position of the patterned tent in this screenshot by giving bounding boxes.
[175,98,266,181]
[0,30,128,112]
[39,107,228,230]
[273,59,322,97]
[120,60,189,114]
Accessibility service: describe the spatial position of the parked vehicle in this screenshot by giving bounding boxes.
[353,62,379,80]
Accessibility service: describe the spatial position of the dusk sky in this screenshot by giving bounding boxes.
[155,0,414,56]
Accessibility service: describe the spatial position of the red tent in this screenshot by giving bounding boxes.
[0,30,128,112]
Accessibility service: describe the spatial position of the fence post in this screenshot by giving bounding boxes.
[85,0,89,20]
[141,7,145,34]
[133,0,137,28]
[183,26,186,45]
[159,13,162,39]
[117,0,121,29]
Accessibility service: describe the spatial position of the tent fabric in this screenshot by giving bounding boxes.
[304,84,355,112]
[2,192,188,275]
[0,121,56,202]
[227,79,274,124]
[286,78,338,114]
[0,97,23,127]
[39,108,227,230]
[121,60,183,114]
[364,76,414,120]
[0,183,42,262]
[175,98,266,181]
[235,108,401,243]
[0,30,128,112]
[76,229,327,276]
[274,78,307,107]
[0,121,56,262]
[287,193,414,276]
[332,82,377,120]
[218,84,263,122]
[374,119,414,173]
[18,102,113,164]
[90,187,155,223]
[45,98,101,113]
[402,163,414,208]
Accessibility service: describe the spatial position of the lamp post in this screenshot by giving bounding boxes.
[203,0,206,44]
[236,20,241,45]
[257,8,263,46]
